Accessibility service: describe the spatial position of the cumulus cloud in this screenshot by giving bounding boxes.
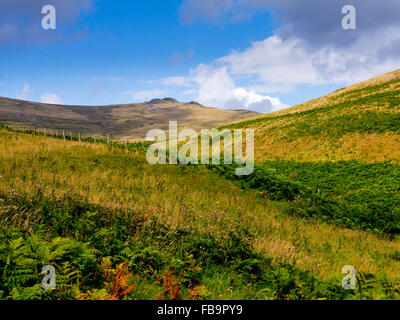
[122,89,169,101]
[219,29,400,85]
[191,64,287,112]
[180,29,400,113]
[16,83,30,100]
[179,1,400,80]
[219,36,320,84]
[41,93,64,104]
[172,0,400,112]
[148,65,287,113]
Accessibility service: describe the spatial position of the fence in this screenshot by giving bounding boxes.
[1,124,143,149]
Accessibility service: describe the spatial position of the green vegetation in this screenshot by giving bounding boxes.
[209,161,400,236]
[225,88,400,140]
[0,189,353,300]
[221,70,400,162]
[0,129,399,300]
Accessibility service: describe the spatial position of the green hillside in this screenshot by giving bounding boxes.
[213,69,400,296]
[224,69,400,163]
[209,69,400,244]
[0,128,399,300]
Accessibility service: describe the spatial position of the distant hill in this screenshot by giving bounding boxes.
[224,69,400,163]
[0,97,259,140]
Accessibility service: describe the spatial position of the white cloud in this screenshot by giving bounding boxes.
[144,54,290,113]
[148,27,400,113]
[41,93,64,105]
[144,0,400,114]
[122,89,168,101]
[174,0,400,114]
[16,83,30,100]
[218,36,320,85]
[191,64,287,113]
[219,29,400,86]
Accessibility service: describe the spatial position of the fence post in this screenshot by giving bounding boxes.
[124,138,127,147]
[70,132,72,141]
[107,136,110,144]
[94,135,96,143]
[44,128,46,136]
[79,133,81,143]
[63,131,65,140]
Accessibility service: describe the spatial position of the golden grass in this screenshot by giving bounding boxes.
[225,81,400,162]
[1,130,399,282]
[221,68,400,164]
[252,132,400,162]
[262,68,400,118]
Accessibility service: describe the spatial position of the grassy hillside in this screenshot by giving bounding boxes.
[211,70,400,256]
[224,69,400,162]
[209,161,400,235]
[1,129,400,300]
[0,97,258,140]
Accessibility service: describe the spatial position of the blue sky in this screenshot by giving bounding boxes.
[1,0,400,113]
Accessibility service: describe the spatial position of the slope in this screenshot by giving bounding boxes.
[225,69,400,162]
[0,97,259,140]
[0,129,399,300]
[210,69,400,239]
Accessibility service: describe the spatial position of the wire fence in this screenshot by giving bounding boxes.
[1,124,151,151]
